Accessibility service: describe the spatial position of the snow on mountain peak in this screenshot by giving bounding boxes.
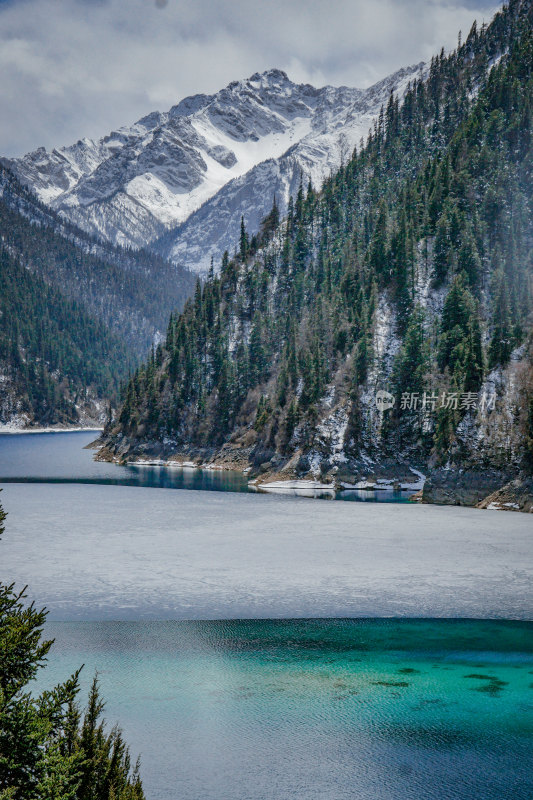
[6,63,425,269]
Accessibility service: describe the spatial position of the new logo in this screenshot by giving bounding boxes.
[375,390,395,412]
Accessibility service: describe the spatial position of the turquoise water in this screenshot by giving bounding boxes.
[0,432,412,501]
[37,619,533,800]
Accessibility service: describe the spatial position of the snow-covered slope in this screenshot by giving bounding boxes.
[157,65,424,273]
[6,66,424,271]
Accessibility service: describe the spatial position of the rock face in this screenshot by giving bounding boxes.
[5,66,423,271]
[422,469,513,507]
[477,478,533,513]
[422,472,533,512]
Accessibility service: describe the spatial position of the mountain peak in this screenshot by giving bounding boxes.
[248,68,291,85]
[7,60,422,265]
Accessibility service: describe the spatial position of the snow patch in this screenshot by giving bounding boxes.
[0,425,103,434]
[256,479,335,497]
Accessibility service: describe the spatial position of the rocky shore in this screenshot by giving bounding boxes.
[94,434,533,512]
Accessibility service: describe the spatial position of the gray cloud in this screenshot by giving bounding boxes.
[0,0,499,157]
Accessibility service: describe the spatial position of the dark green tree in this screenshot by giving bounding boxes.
[239,216,249,262]
[0,503,144,800]
[489,273,514,367]
[394,305,429,396]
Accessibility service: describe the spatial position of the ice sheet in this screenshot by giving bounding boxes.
[0,483,531,620]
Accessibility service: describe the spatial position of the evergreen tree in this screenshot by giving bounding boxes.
[489,273,514,367]
[367,201,389,280]
[283,399,300,450]
[438,273,484,390]
[0,502,144,800]
[433,209,453,285]
[457,228,482,286]
[239,216,249,261]
[394,305,429,396]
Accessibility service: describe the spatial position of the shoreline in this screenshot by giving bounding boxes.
[0,426,104,435]
[103,454,423,497]
[4,428,530,511]
[97,444,533,512]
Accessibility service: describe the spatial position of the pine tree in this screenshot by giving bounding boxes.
[438,273,483,386]
[390,210,413,322]
[0,504,144,800]
[394,305,428,396]
[0,502,145,800]
[259,197,280,243]
[367,201,389,280]
[249,313,266,385]
[489,273,514,367]
[433,210,452,285]
[283,399,300,450]
[457,229,482,286]
[239,216,248,262]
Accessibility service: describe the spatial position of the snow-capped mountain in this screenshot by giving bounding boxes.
[6,65,424,272]
[156,65,424,272]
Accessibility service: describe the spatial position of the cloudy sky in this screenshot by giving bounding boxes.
[0,0,499,157]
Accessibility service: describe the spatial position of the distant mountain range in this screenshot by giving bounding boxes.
[5,65,424,273]
[0,58,427,427]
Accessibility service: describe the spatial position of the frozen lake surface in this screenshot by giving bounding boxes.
[1,481,531,620]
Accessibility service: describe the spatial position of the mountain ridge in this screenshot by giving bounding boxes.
[0,164,196,356]
[6,64,424,271]
[156,63,425,273]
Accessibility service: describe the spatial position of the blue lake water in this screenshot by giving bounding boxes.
[0,431,412,501]
[0,430,249,492]
[36,619,533,800]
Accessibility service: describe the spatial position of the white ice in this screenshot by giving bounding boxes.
[0,483,531,621]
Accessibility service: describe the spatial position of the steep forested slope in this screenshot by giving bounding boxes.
[0,247,132,426]
[0,166,196,356]
[0,167,196,426]
[100,0,533,506]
